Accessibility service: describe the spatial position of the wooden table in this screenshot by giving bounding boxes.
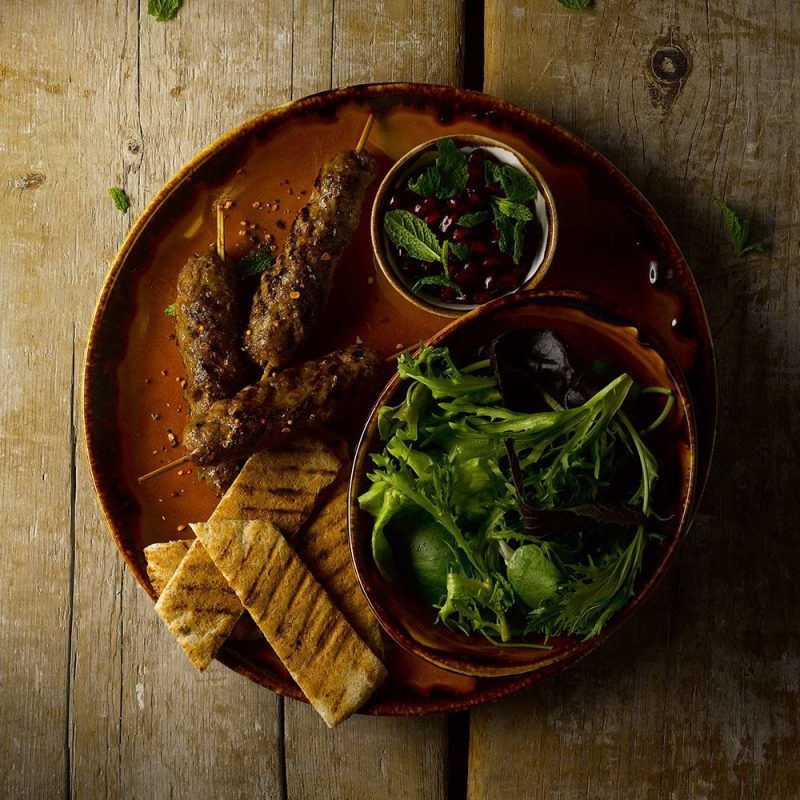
[1,2,797,797]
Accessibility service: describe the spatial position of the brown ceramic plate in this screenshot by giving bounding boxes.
[84,83,716,716]
[349,290,696,677]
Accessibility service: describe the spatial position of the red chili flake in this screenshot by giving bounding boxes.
[287,187,293,195]
[276,220,286,229]
[161,369,168,376]
[150,413,160,420]
[170,491,179,498]
[144,377,152,384]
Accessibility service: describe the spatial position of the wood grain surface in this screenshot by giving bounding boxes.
[0,0,796,798]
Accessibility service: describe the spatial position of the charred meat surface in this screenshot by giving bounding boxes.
[183,345,380,466]
[175,249,247,493]
[245,150,376,370]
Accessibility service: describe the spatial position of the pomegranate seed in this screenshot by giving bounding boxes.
[473,290,493,304]
[454,270,478,289]
[452,226,471,243]
[413,203,425,215]
[482,255,506,271]
[483,273,498,292]
[471,240,490,256]
[466,189,486,207]
[423,211,441,226]
[499,272,520,291]
[440,287,456,302]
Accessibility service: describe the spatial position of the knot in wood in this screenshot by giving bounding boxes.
[650,45,689,84]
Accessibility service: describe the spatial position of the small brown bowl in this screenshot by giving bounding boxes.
[370,135,558,319]
[349,290,698,678]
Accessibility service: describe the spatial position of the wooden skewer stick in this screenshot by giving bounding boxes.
[354,113,375,155]
[216,200,226,261]
[138,454,192,484]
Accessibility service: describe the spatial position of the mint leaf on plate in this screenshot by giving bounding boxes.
[412,274,464,299]
[164,303,176,317]
[557,0,591,9]
[493,198,534,222]
[457,210,490,228]
[448,242,472,261]
[408,138,468,200]
[498,166,538,204]
[237,247,274,279]
[384,210,443,262]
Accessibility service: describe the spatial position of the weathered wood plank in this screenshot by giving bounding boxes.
[281,3,461,797]
[470,2,800,799]
[331,0,464,87]
[0,1,112,796]
[68,2,298,798]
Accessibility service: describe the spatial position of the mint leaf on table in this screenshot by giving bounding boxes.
[108,187,130,213]
[556,0,591,9]
[384,210,443,262]
[164,303,176,317]
[715,198,766,257]
[408,138,468,199]
[457,210,490,228]
[148,0,182,21]
[493,198,534,222]
[237,247,274,279]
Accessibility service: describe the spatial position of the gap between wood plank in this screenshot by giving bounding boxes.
[64,324,77,800]
[463,0,485,92]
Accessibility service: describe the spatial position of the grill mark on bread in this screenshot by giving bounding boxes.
[194,518,386,726]
[152,434,346,672]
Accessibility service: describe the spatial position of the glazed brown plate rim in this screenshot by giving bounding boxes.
[84,83,716,716]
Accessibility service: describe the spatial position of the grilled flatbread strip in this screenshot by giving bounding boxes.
[154,434,345,670]
[145,540,191,595]
[193,518,387,727]
[154,540,244,669]
[288,481,383,657]
[144,540,260,642]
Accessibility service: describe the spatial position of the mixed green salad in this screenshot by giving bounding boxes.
[359,329,674,644]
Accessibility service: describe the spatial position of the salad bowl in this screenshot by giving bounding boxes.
[348,289,698,678]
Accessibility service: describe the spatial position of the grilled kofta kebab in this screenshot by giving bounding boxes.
[175,249,246,494]
[245,149,376,371]
[182,344,380,467]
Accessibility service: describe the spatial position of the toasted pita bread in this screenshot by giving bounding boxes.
[154,434,345,670]
[144,540,191,596]
[144,540,260,642]
[193,518,387,727]
[288,481,383,657]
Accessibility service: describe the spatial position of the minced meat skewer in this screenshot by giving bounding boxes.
[183,345,380,467]
[175,248,247,493]
[245,149,376,371]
